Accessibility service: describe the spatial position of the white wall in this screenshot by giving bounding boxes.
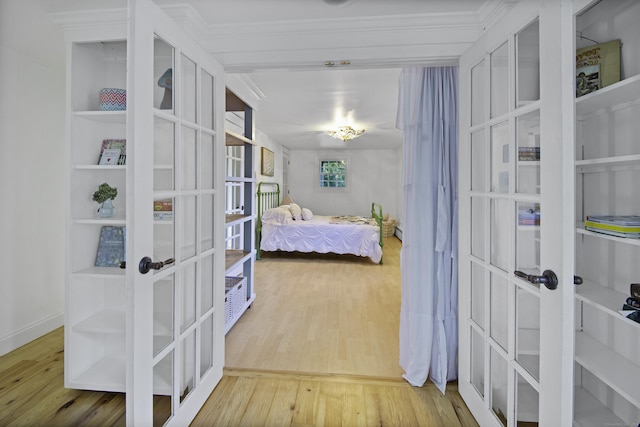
[287,149,399,219]
[0,0,67,355]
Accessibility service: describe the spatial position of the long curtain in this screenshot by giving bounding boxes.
[396,66,458,393]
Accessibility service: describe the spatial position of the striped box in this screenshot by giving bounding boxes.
[99,88,126,111]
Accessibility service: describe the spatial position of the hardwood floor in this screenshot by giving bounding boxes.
[0,237,478,426]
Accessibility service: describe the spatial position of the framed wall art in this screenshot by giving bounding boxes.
[261,147,274,176]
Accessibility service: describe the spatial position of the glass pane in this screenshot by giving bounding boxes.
[180,54,196,123]
[516,201,540,276]
[471,197,485,260]
[154,37,174,112]
[180,330,196,403]
[181,196,197,259]
[154,117,175,192]
[516,19,540,106]
[154,198,175,265]
[490,122,509,194]
[181,262,196,332]
[490,273,509,351]
[226,145,243,177]
[471,130,486,191]
[491,347,509,427]
[516,111,540,194]
[226,182,243,215]
[201,69,214,130]
[471,59,486,127]
[471,262,485,328]
[154,351,173,425]
[181,126,197,191]
[201,254,214,313]
[154,275,174,357]
[201,132,214,190]
[201,193,214,251]
[471,327,485,397]
[200,313,214,379]
[516,286,540,381]
[516,372,539,425]
[490,198,509,271]
[490,42,509,119]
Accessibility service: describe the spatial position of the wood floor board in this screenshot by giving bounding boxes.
[0,236,479,426]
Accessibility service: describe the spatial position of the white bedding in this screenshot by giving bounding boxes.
[260,215,382,263]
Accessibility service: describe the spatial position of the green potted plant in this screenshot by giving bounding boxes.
[93,182,118,218]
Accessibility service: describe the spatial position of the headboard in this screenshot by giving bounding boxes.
[256,182,280,260]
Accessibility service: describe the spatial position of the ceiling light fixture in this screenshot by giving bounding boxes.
[327,126,365,142]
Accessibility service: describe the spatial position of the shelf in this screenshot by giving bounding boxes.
[225,129,253,146]
[73,310,125,334]
[73,165,126,171]
[517,328,539,356]
[574,332,640,408]
[573,386,626,427]
[225,176,254,183]
[68,357,125,393]
[576,74,640,118]
[73,216,126,225]
[72,266,125,278]
[225,214,252,226]
[72,110,126,123]
[576,225,640,247]
[225,249,253,271]
[575,281,640,329]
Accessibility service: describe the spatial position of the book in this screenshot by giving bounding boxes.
[518,146,540,161]
[98,148,121,165]
[153,199,173,220]
[576,39,621,97]
[98,139,127,165]
[95,226,126,267]
[586,215,640,226]
[585,226,640,239]
[585,220,640,234]
[518,203,540,226]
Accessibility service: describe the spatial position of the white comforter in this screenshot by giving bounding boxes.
[260,215,382,263]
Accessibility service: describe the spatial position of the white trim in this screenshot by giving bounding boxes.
[0,313,63,357]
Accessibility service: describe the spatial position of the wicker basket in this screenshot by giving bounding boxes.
[225,276,247,325]
[382,218,397,237]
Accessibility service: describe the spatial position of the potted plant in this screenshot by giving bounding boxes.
[92,182,118,218]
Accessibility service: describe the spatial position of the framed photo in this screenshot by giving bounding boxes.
[261,147,274,176]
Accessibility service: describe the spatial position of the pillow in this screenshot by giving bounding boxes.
[383,213,390,221]
[261,206,292,224]
[302,208,313,221]
[289,202,302,220]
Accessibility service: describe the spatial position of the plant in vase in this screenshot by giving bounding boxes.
[92,182,118,218]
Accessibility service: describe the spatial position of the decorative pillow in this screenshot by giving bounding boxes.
[261,206,292,224]
[302,208,313,221]
[289,202,303,220]
[280,195,293,206]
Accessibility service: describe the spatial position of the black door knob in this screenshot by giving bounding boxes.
[139,256,175,274]
[514,269,558,290]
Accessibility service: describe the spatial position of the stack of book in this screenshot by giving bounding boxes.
[585,215,640,238]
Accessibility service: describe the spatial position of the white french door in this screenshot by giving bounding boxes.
[458,1,576,426]
[127,0,226,425]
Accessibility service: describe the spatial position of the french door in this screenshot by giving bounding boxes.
[127,0,226,425]
[458,1,576,426]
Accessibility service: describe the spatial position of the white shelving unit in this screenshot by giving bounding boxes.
[224,90,256,334]
[65,39,129,393]
[573,1,640,424]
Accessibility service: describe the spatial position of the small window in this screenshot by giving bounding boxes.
[316,158,349,191]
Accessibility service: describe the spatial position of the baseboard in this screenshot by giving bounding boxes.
[0,312,64,357]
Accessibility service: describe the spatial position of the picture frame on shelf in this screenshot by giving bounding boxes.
[576,39,621,97]
[261,147,274,176]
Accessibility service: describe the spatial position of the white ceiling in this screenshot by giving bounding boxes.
[42,0,509,150]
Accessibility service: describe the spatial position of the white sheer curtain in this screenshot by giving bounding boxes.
[396,66,458,393]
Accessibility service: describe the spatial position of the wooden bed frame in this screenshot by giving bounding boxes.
[255,181,384,262]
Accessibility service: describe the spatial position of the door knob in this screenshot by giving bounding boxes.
[514,269,558,290]
[514,270,583,289]
[139,256,175,274]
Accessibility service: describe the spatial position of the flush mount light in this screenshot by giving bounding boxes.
[327,126,365,142]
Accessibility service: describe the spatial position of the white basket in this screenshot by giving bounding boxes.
[382,218,397,237]
[225,276,247,325]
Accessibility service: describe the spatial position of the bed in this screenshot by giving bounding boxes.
[256,182,384,264]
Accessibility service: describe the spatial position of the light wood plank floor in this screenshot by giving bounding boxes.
[0,237,478,426]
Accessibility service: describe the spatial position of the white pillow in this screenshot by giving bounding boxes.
[302,208,313,221]
[261,206,292,224]
[289,202,302,220]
